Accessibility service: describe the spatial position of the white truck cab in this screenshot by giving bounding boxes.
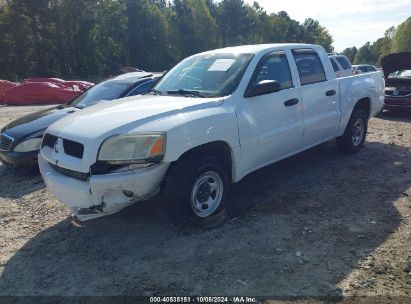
[39,44,384,222]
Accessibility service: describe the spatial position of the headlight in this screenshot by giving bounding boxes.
[98,132,166,164]
[13,138,42,152]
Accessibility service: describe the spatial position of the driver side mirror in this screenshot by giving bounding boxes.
[245,80,281,98]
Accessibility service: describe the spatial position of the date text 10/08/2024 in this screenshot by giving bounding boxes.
[150,296,258,303]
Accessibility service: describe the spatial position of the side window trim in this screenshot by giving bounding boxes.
[292,48,327,86]
[245,50,294,96]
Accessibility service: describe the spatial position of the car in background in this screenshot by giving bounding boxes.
[328,54,352,78]
[0,72,162,167]
[381,52,411,111]
[352,64,379,75]
[0,78,94,105]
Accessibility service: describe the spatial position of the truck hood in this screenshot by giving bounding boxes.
[47,95,224,140]
[381,52,411,79]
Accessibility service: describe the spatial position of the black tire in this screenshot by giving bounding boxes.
[163,154,230,225]
[336,109,368,155]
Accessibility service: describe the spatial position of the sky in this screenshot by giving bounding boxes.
[244,0,411,52]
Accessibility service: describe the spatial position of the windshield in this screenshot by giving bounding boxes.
[70,81,130,108]
[389,70,411,78]
[154,53,254,97]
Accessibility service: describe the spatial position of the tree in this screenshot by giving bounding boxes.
[217,0,250,46]
[342,47,358,63]
[302,18,333,52]
[391,17,411,53]
[370,37,390,66]
[0,0,60,79]
[264,12,307,45]
[242,2,266,44]
[0,3,19,79]
[172,0,217,58]
[56,0,103,78]
[353,42,374,64]
[125,0,169,71]
[0,0,338,80]
[91,0,128,75]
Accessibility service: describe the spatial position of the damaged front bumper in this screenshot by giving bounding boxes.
[38,154,169,221]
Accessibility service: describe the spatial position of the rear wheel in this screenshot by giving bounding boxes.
[336,109,368,154]
[163,154,229,225]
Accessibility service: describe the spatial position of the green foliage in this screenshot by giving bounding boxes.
[341,47,358,63]
[345,17,410,67]
[353,42,382,65]
[125,0,170,71]
[173,0,217,57]
[217,0,252,46]
[91,0,128,75]
[0,0,337,80]
[391,17,411,53]
[302,18,333,52]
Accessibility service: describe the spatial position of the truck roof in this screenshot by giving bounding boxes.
[200,43,322,56]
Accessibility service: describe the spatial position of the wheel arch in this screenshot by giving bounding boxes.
[165,140,236,183]
[352,97,371,119]
[337,95,372,137]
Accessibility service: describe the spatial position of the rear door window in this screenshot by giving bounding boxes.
[336,56,352,70]
[292,49,326,85]
[330,58,340,72]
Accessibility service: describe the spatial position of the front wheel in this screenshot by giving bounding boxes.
[163,154,229,224]
[336,109,368,154]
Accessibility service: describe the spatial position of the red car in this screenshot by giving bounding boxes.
[382,52,411,111]
[0,78,94,105]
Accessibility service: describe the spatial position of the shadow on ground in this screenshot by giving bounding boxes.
[0,163,44,199]
[378,109,411,123]
[0,140,410,298]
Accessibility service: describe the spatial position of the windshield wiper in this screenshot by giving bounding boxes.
[144,89,163,96]
[56,104,69,110]
[166,89,205,98]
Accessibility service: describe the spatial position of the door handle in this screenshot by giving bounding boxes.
[284,98,299,107]
[326,90,336,96]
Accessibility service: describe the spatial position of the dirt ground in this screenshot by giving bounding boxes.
[0,105,410,303]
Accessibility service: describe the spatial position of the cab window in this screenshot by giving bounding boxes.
[336,56,351,70]
[293,49,326,85]
[252,51,293,90]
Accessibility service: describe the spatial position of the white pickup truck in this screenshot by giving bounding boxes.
[39,44,384,222]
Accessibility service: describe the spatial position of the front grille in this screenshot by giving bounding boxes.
[42,133,84,159]
[63,139,84,159]
[0,133,14,151]
[42,133,58,148]
[50,163,89,181]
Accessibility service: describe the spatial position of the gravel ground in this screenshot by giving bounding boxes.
[0,105,410,302]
